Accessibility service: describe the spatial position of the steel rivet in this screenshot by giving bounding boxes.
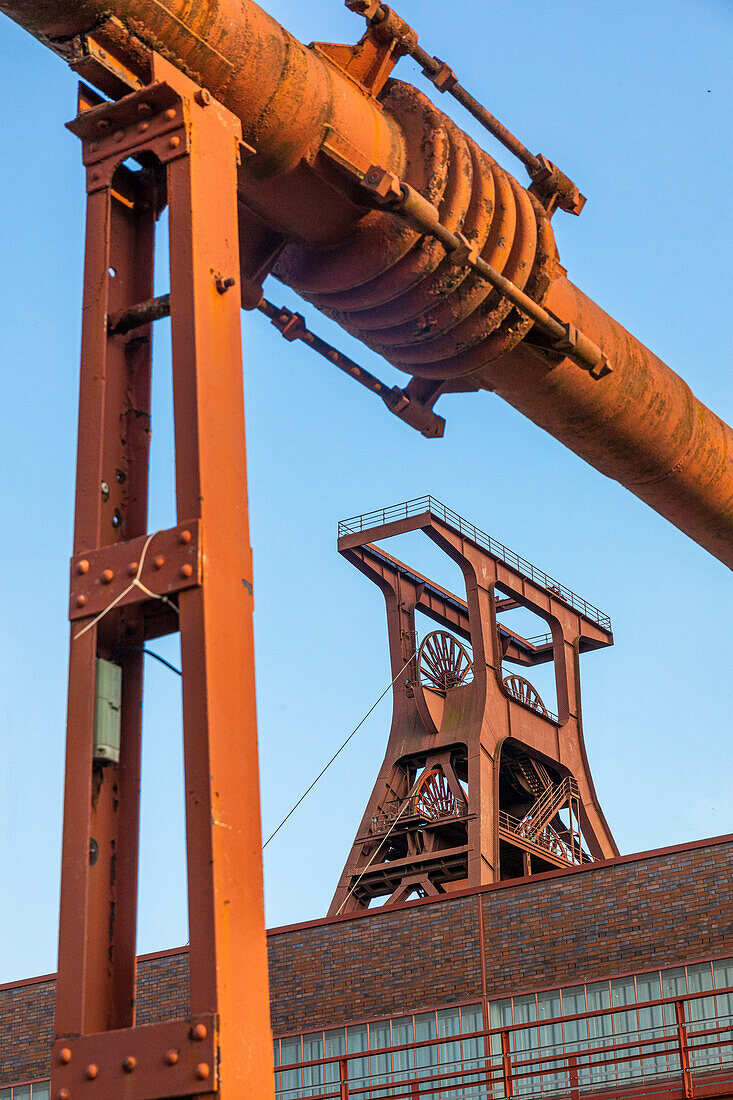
[164,108,176,121]
[77,560,90,575]
[153,554,165,570]
[137,103,153,118]
[138,121,150,133]
[91,170,102,182]
[178,529,192,545]
[180,563,193,579]
[84,1064,98,1080]
[123,1056,137,1073]
[89,141,99,153]
[113,130,124,143]
[76,595,87,609]
[127,561,139,577]
[195,1063,210,1081]
[191,1023,207,1041]
[168,136,181,150]
[194,88,211,107]
[58,1047,72,1065]
[56,1089,71,1100]
[164,1048,179,1066]
[97,119,110,132]
[101,569,114,585]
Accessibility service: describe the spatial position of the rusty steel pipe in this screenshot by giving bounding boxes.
[1,0,732,565]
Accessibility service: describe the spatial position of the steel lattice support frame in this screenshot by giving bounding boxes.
[51,56,274,1100]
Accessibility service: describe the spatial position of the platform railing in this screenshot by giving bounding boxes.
[275,985,733,1099]
[338,497,611,632]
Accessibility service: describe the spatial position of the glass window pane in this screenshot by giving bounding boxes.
[635,973,670,1081]
[686,962,718,1068]
[713,958,733,1054]
[460,1005,484,1100]
[32,1086,51,1100]
[278,1035,302,1100]
[14,1088,31,1100]
[346,1025,369,1094]
[414,1012,438,1081]
[586,981,615,1087]
[0,1090,10,1100]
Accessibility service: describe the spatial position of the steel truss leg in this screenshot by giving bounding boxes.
[52,56,274,1100]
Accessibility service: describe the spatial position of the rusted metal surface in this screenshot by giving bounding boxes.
[53,59,274,1100]
[52,1015,219,1099]
[346,0,586,214]
[0,0,731,563]
[329,499,616,915]
[258,298,445,437]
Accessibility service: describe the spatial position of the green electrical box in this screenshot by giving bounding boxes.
[94,657,122,764]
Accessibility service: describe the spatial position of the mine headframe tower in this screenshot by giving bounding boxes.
[330,497,616,915]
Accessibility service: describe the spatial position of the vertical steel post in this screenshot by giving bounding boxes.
[675,999,695,1099]
[55,137,156,1044]
[163,56,274,1098]
[568,1053,580,1100]
[501,1030,514,1098]
[339,1057,350,1100]
[51,55,275,1100]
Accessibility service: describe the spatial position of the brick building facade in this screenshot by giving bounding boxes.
[2,834,731,1089]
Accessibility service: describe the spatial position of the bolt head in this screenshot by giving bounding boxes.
[75,595,87,609]
[84,1064,98,1080]
[178,529,192,545]
[138,121,150,133]
[164,108,176,121]
[77,559,90,575]
[101,569,115,585]
[89,141,99,153]
[164,1048,179,1066]
[123,1055,137,1073]
[58,1047,72,1065]
[194,88,212,107]
[137,102,153,117]
[153,554,165,570]
[97,118,110,132]
[180,563,193,579]
[56,1089,71,1100]
[191,1023,208,1041]
[113,130,125,144]
[195,1062,211,1080]
[127,561,139,577]
[91,169,102,182]
[168,136,181,150]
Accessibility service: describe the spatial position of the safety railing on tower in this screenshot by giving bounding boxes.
[338,497,612,631]
[274,984,733,1099]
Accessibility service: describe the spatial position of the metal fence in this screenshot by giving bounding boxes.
[275,985,733,1099]
[338,497,611,632]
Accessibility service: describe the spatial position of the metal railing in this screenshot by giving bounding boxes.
[338,497,611,632]
[275,985,733,1099]
[498,810,587,867]
[370,795,469,836]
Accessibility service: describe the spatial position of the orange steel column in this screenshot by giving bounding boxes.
[52,59,274,1100]
[163,59,275,1096]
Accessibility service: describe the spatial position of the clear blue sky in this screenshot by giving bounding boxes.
[0,0,730,984]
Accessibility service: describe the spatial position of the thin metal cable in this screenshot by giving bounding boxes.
[262,655,414,850]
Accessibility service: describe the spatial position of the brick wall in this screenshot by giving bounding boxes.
[479,843,733,997]
[2,835,731,1086]
[268,891,482,1034]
